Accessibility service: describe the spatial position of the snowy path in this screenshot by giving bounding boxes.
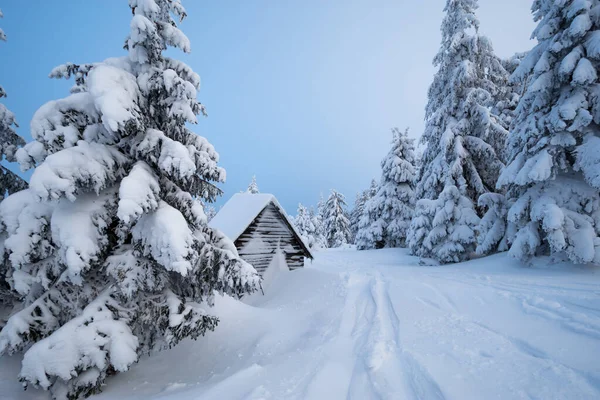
[1,249,600,399]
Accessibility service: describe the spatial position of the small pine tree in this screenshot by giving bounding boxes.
[324,190,351,248]
[315,193,327,248]
[368,178,379,198]
[414,186,481,262]
[349,192,366,243]
[247,175,259,194]
[408,0,508,263]
[0,2,259,398]
[349,194,366,243]
[309,206,327,249]
[497,0,600,264]
[349,179,377,243]
[0,9,27,201]
[356,128,416,250]
[293,203,319,249]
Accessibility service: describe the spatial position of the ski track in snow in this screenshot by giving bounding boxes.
[1,249,600,400]
[303,272,445,400]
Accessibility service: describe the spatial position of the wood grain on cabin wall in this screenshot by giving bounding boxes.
[235,203,307,275]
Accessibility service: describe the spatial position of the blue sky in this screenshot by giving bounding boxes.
[0,0,535,214]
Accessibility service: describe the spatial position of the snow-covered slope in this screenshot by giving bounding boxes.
[2,249,600,399]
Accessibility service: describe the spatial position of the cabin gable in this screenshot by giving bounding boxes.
[234,202,310,276]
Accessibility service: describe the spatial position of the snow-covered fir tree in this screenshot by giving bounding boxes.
[0,2,259,398]
[0,9,27,201]
[349,192,366,243]
[476,53,531,257]
[309,206,327,249]
[497,0,600,265]
[246,175,259,194]
[493,52,529,136]
[476,192,511,255]
[357,128,417,250]
[349,179,377,243]
[408,0,508,263]
[367,179,379,199]
[315,193,327,248]
[324,190,351,248]
[293,203,319,249]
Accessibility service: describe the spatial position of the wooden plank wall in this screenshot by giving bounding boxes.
[235,203,306,276]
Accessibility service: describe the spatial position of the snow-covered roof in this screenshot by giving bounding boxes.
[209,193,311,257]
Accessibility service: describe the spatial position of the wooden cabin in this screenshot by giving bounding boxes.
[209,193,313,276]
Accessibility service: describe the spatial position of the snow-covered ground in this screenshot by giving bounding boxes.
[2,248,600,400]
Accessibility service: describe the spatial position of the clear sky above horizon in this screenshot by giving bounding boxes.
[0,0,536,213]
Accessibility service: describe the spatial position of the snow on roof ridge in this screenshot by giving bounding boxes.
[209,193,309,254]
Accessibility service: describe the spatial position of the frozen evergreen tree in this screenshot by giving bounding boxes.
[367,178,379,198]
[356,128,417,250]
[476,192,511,255]
[408,0,508,263]
[477,52,531,256]
[0,2,260,399]
[497,0,600,264]
[324,190,351,248]
[0,9,27,201]
[246,175,259,194]
[356,200,385,251]
[349,192,367,243]
[411,186,481,262]
[493,52,530,135]
[349,179,377,243]
[317,193,326,221]
[309,206,327,249]
[293,203,319,249]
[315,193,328,248]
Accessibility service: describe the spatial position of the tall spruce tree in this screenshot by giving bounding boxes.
[408,0,508,263]
[497,0,600,264]
[324,190,351,248]
[477,52,532,256]
[0,9,27,201]
[0,1,259,398]
[356,128,417,250]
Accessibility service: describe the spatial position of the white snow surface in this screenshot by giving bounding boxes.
[2,249,600,399]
